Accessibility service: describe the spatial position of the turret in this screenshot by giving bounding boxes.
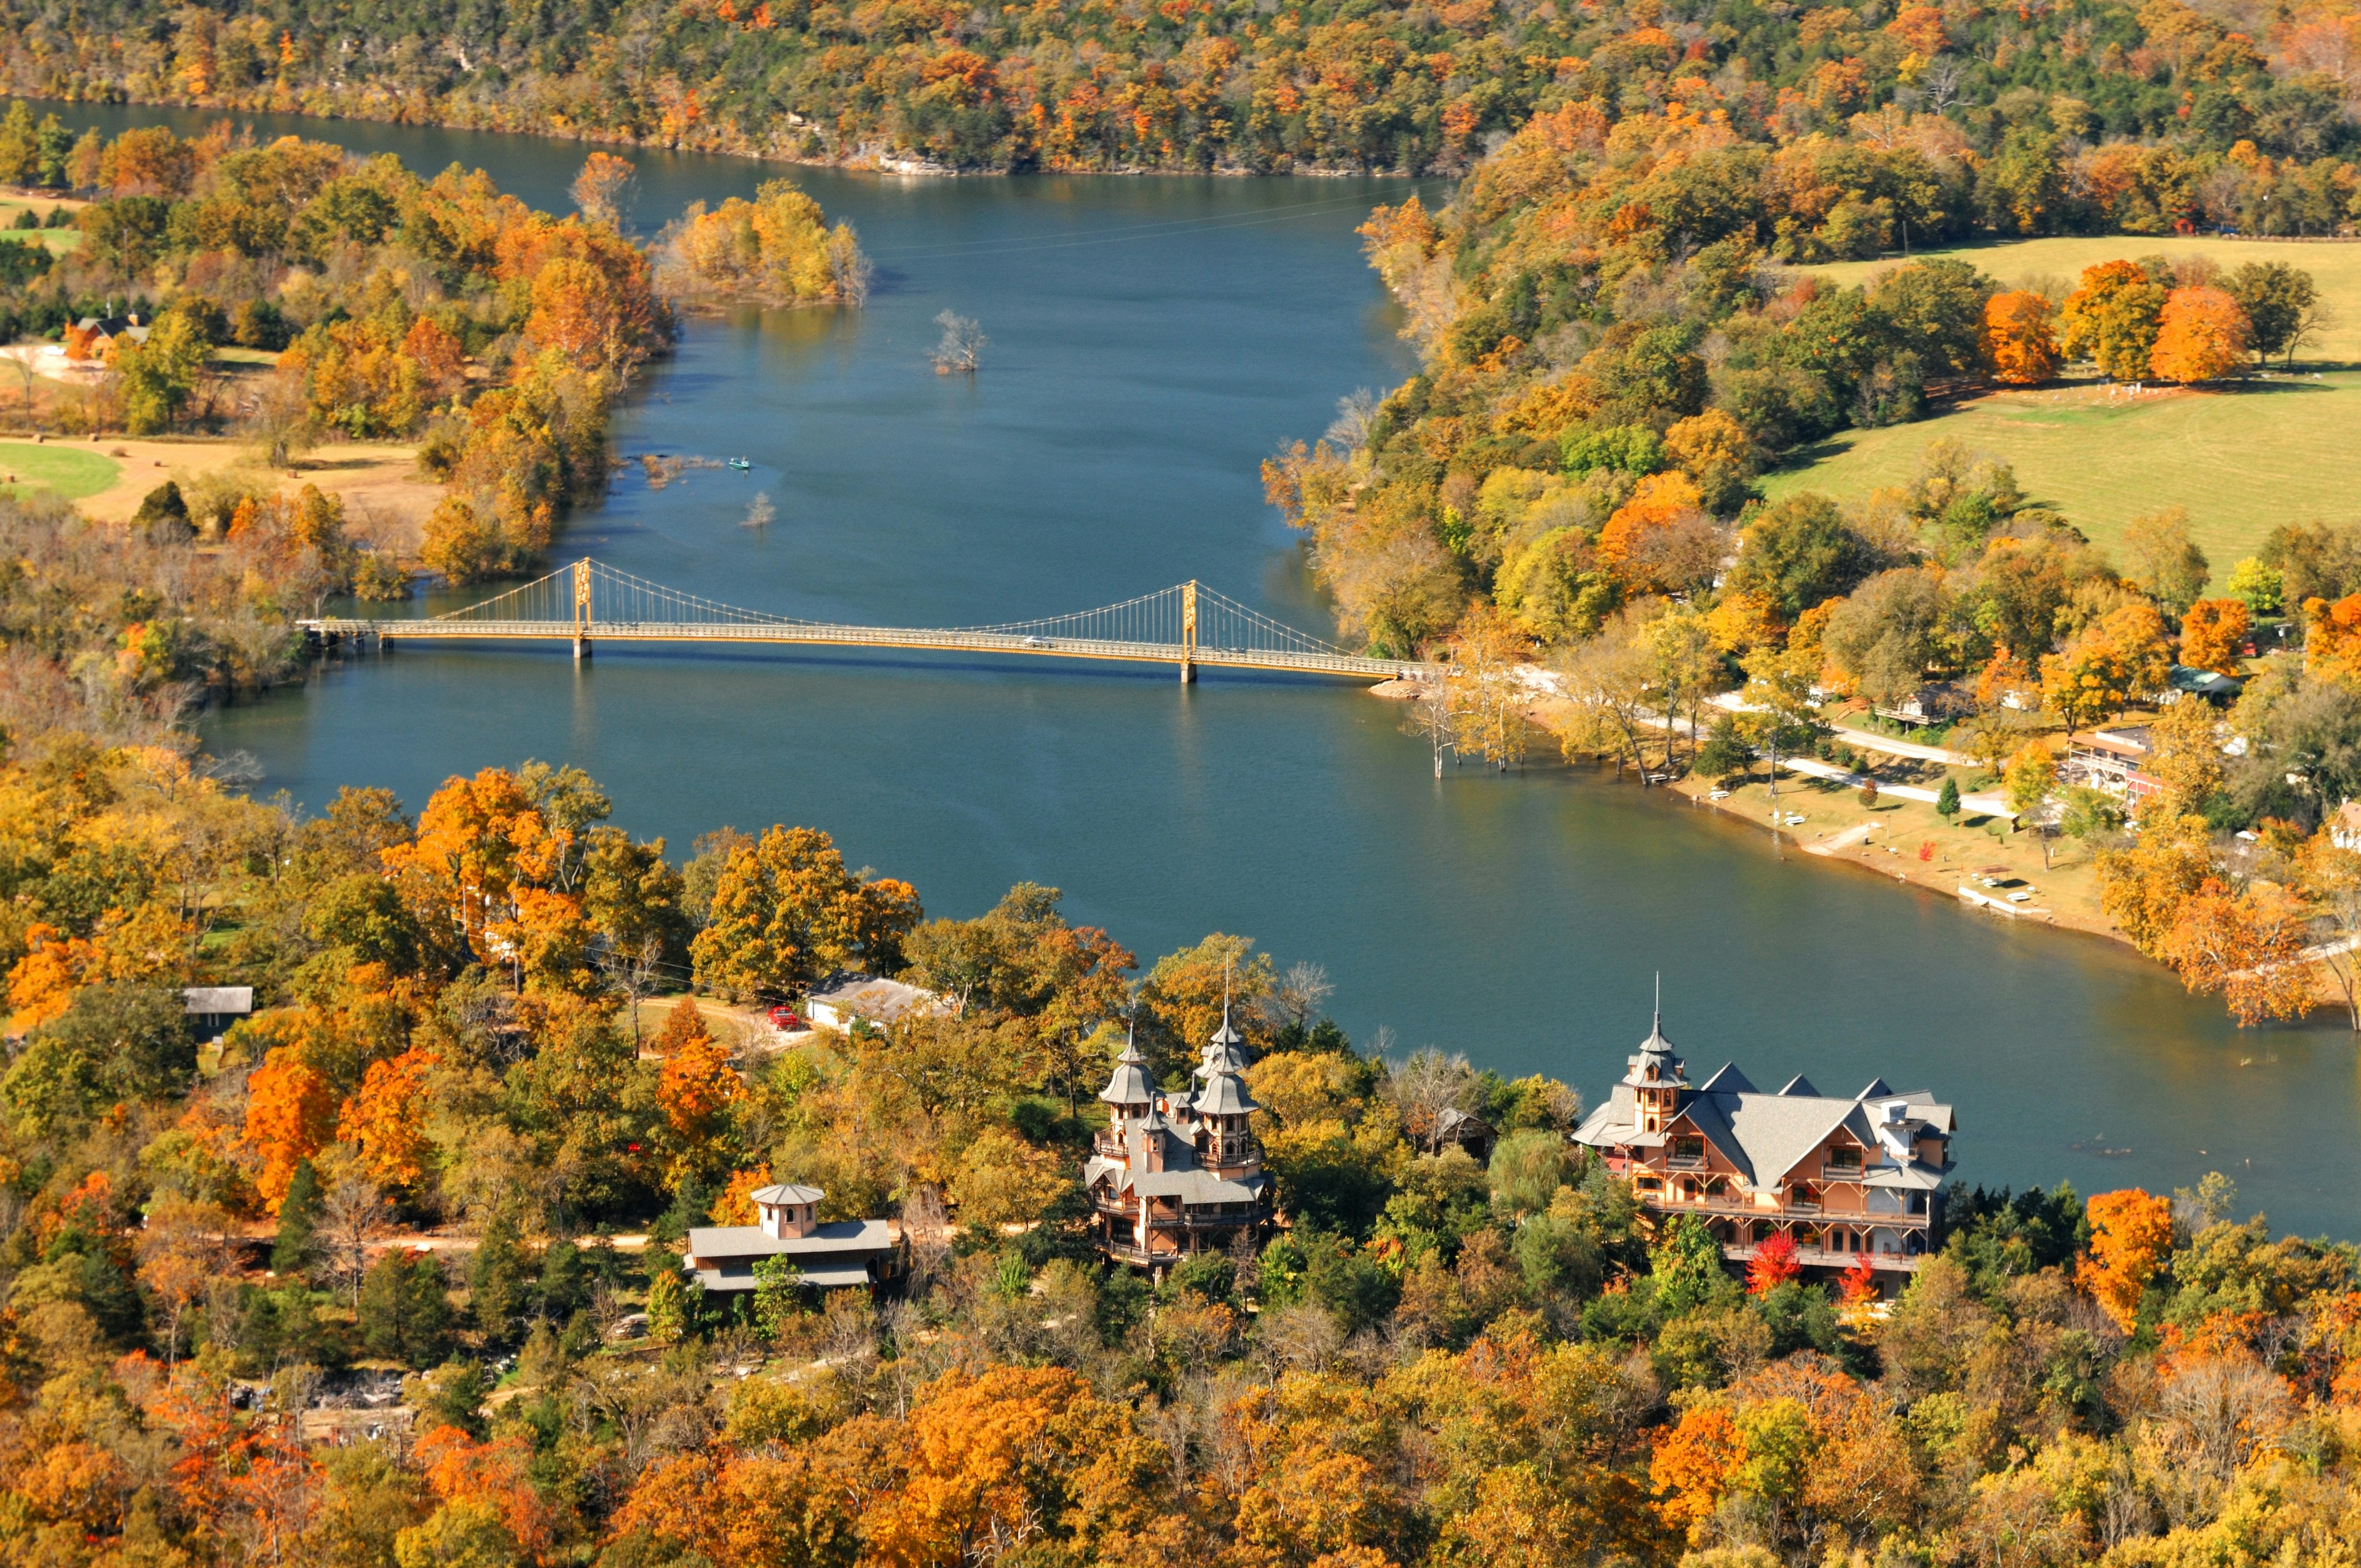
[1621,991,1687,1136]
[1098,1023,1157,1128]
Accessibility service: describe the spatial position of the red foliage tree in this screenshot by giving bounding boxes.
[1747,1230,1801,1294]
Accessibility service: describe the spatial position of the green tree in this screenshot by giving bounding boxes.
[1696,716,1754,782]
[752,1254,807,1340]
[1728,493,1875,619]
[359,1249,456,1368]
[2223,260,2319,366]
[273,1158,323,1275]
[114,311,210,435]
[646,1261,689,1344]
[1936,776,1961,819]
[1648,1212,1730,1319]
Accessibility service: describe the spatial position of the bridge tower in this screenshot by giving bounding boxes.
[1180,580,1197,685]
[572,560,592,661]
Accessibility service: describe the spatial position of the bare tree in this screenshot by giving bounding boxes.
[317,1167,389,1310]
[1386,1046,1478,1151]
[600,935,667,1049]
[1264,961,1334,1033]
[1323,387,1379,451]
[741,491,775,529]
[827,224,873,306]
[930,311,986,374]
[901,1182,952,1289]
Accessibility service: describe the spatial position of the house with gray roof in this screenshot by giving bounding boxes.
[681,1183,904,1295]
[1083,1008,1269,1273]
[1573,1005,1955,1285]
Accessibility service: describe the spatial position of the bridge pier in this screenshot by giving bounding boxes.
[1179,657,1195,685]
[573,636,591,662]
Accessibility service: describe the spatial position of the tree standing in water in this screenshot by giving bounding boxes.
[932,311,985,374]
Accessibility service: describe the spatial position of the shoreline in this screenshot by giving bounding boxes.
[0,90,1436,182]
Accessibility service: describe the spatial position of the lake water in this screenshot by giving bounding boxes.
[32,100,2361,1237]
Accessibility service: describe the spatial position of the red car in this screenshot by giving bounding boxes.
[767,1005,805,1031]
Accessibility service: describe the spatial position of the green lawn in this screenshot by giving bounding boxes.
[0,442,118,502]
[1758,372,2361,582]
[1768,236,2361,580]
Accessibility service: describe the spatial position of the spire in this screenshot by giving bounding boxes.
[1623,980,1686,1088]
[1098,1016,1158,1107]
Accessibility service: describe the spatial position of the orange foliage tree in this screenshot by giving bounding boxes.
[2077,1188,2175,1331]
[2302,595,2361,685]
[2178,598,2251,677]
[1599,471,1706,591]
[2157,878,2315,1026]
[1981,290,2058,384]
[336,1047,437,1189]
[1648,1401,1744,1540]
[2149,287,2252,384]
[240,1047,338,1211]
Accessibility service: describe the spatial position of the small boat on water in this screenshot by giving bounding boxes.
[727,456,752,471]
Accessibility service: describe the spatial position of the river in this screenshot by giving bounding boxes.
[30,100,2361,1237]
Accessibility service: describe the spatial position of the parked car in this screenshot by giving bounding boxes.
[767,1005,805,1031]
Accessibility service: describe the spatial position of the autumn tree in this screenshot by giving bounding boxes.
[2157,879,2314,1026]
[570,151,638,228]
[2058,260,2167,380]
[337,1047,436,1190]
[2149,287,2251,384]
[1980,289,2058,384]
[2179,598,2250,678]
[2076,1188,2173,1330]
[242,1046,338,1212]
[1747,1231,1801,1294]
[2145,695,2227,818]
[2119,507,2210,616]
[2095,814,2216,957]
[2301,594,2361,686]
[690,825,921,999]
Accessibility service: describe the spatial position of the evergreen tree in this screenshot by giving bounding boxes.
[467,1213,533,1344]
[1936,776,1961,819]
[359,1250,456,1368]
[272,1160,322,1275]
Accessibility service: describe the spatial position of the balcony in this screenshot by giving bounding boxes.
[1726,1241,1924,1272]
[1643,1190,1928,1228]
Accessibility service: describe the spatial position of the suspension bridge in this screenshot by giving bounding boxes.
[299,560,1421,683]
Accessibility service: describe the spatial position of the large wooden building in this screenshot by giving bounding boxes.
[1084,1010,1269,1272]
[1573,1008,1955,1279]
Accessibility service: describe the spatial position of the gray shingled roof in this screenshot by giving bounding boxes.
[1193,1071,1260,1117]
[1099,1032,1157,1105]
[1696,1062,1755,1093]
[686,1218,895,1262]
[748,1183,825,1205]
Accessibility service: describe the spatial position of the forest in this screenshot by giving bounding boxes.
[2,694,2360,1567]
[0,0,2357,186]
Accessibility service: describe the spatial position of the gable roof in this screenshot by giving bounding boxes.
[1776,1074,1819,1097]
[1696,1062,1755,1093]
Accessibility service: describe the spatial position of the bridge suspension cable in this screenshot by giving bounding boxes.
[310,557,1418,682]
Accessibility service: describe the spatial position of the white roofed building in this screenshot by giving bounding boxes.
[681,1183,904,1295]
[1573,1005,1955,1285]
[1083,1008,1270,1273]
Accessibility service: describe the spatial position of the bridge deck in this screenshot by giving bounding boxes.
[300,618,1420,681]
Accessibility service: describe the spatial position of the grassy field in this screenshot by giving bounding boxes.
[0,441,119,501]
[1758,372,2361,577]
[1767,237,2361,579]
[0,197,79,255]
